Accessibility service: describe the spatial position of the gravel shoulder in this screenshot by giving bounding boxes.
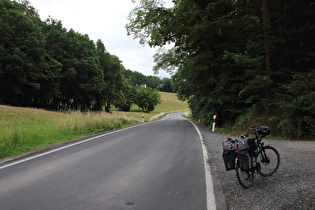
[197,124,315,210]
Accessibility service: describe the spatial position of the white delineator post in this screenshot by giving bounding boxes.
[142,115,144,123]
[212,115,216,132]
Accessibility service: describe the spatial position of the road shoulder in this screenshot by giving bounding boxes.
[197,124,315,209]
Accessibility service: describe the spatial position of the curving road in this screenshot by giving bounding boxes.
[0,113,215,210]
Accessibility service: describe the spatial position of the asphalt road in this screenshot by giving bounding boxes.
[0,113,215,210]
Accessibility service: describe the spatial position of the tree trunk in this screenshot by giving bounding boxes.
[262,0,272,116]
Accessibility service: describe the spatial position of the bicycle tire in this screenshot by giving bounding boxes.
[236,157,254,188]
[258,146,280,177]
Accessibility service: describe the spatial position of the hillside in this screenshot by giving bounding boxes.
[117,91,189,120]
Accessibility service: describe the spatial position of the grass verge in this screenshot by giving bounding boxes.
[0,107,140,159]
[0,92,189,159]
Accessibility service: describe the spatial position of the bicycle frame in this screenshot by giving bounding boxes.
[254,133,271,165]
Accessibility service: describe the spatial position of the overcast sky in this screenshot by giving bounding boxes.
[30,0,173,78]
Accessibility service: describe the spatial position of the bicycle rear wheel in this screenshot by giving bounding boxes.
[258,146,280,177]
[236,158,254,188]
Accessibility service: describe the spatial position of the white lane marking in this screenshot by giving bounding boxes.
[0,118,167,170]
[184,117,217,210]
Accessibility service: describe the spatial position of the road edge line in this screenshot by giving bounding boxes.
[187,119,216,210]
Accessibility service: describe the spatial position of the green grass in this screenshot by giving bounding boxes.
[0,92,189,159]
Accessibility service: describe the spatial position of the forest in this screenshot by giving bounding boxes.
[0,0,172,113]
[126,0,314,139]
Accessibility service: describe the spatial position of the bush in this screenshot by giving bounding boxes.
[134,86,161,113]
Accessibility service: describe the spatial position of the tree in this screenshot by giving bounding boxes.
[0,0,60,106]
[124,69,147,86]
[159,78,173,92]
[114,86,136,111]
[127,0,263,125]
[269,0,315,138]
[146,75,160,89]
[96,41,130,112]
[43,23,105,111]
[126,0,315,139]
[262,0,272,115]
[277,70,315,139]
[134,86,161,113]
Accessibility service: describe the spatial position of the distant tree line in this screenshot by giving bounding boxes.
[0,0,167,112]
[124,70,174,92]
[127,0,314,139]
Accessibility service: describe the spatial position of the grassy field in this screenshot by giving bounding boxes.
[116,91,189,121]
[0,92,188,159]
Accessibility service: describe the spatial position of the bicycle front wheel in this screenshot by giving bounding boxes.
[236,158,254,188]
[258,146,280,177]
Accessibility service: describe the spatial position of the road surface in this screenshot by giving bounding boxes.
[0,113,215,209]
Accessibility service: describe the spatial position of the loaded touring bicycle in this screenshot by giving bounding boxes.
[222,126,281,188]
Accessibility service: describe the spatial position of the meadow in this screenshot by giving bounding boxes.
[0,92,189,159]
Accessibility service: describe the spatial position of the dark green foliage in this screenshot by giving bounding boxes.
[160,77,173,92]
[113,85,137,111]
[276,70,315,139]
[0,0,59,106]
[124,69,174,92]
[127,0,315,139]
[0,0,131,112]
[134,86,161,113]
[124,69,147,86]
[115,86,161,113]
[95,40,130,112]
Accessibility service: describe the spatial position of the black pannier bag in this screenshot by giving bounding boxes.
[247,137,256,152]
[222,138,237,171]
[238,137,257,171]
[223,150,236,171]
[239,151,257,171]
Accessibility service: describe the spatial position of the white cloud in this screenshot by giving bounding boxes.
[30,0,173,78]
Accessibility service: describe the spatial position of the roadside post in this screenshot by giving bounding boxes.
[142,115,144,123]
[212,115,216,132]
